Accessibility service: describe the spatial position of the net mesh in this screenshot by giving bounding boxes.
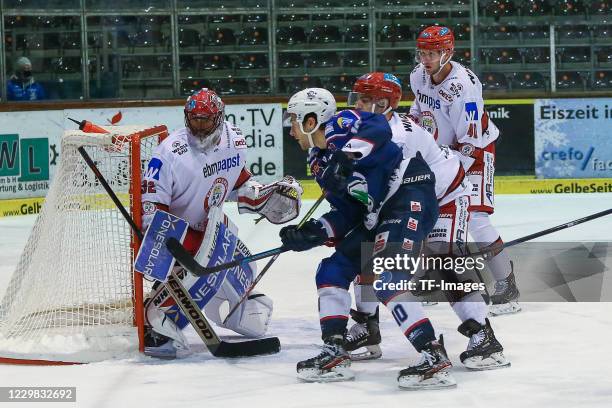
[0,126,165,363]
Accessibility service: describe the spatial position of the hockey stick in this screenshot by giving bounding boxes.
[476,207,612,260]
[167,240,287,276]
[503,207,612,248]
[222,193,326,324]
[77,146,280,358]
[167,193,327,276]
[439,208,612,300]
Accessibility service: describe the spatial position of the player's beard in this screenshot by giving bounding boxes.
[189,123,223,152]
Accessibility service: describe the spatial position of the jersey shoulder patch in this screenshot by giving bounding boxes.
[168,139,189,156]
[229,123,243,136]
[157,130,186,160]
[437,83,456,104]
[449,63,480,94]
[446,80,465,100]
[223,121,248,150]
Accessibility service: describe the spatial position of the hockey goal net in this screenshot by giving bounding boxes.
[0,124,168,364]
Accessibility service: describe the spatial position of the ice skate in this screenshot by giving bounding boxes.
[489,264,521,316]
[458,318,510,370]
[344,308,382,361]
[297,335,355,382]
[398,335,456,390]
[144,327,177,360]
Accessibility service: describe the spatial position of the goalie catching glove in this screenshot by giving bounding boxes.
[237,175,303,224]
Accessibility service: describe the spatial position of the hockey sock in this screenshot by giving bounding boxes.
[452,292,488,325]
[383,294,436,352]
[318,286,351,339]
[354,283,379,316]
[403,318,436,353]
[485,243,513,281]
[469,212,513,281]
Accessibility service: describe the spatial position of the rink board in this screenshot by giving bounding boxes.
[299,177,612,199]
[2,177,612,217]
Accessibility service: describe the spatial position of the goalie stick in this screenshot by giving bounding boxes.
[222,194,326,325]
[77,146,280,358]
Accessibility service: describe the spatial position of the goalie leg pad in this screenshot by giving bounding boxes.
[227,292,273,338]
[146,208,249,332]
[203,229,275,337]
[203,277,274,338]
[145,290,189,350]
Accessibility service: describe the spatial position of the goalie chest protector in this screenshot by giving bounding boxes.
[142,122,248,231]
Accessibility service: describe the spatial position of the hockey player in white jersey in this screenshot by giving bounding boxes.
[346,72,509,372]
[140,88,303,358]
[409,26,520,316]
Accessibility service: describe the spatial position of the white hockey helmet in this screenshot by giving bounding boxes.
[284,88,336,147]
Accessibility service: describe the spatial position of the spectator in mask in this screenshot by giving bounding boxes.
[7,57,47,101]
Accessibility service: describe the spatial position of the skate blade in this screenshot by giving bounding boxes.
[463,352,511,371]
[297,366,355,383]
[489,301,521,316]
[349,345,382,361]
[398,371,457,391]
[421,301,438,306]
[144,347,177,360]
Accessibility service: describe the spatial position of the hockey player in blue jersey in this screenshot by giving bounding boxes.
[281,88,456,389]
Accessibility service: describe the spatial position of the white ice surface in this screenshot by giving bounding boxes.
[0,193,611,408]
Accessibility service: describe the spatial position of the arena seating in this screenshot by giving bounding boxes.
[309,25,342,44]
[481,72,509,90]
[237,54,268,69]
[511,71,547,90]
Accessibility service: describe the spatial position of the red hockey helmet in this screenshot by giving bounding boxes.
[348,72,402,112]
[184,88,225,151]
[416,26,455,51]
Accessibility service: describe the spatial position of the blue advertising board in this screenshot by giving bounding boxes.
[535,98,612,178]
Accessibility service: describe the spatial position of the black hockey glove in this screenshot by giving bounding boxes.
[320,150,355,195]
[279,218,328,252]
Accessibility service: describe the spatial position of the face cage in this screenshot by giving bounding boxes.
[185,111,222,137]
[184,111,224,152]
